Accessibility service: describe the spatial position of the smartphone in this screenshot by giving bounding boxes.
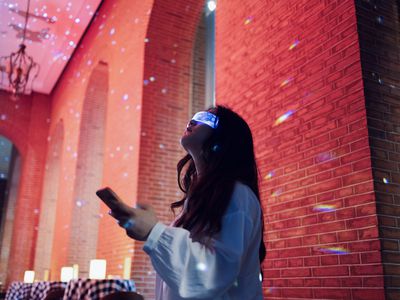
[96,187,125,211]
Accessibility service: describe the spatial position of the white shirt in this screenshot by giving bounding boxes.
[143,182,264,300]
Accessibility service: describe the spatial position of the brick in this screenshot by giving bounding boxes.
[352,289,385,300]
[314,288,351,298]
[321,255,339,265]
[350,264,384,276]
[340,253,360,264]
[338,230,358,242]
[281,267,311,277]
[313,266,349,276]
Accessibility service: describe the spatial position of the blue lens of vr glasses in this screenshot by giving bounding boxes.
[190,111,219,129]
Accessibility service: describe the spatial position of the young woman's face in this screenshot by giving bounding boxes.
[180,119,213,154]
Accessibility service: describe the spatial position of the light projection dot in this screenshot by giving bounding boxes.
[99,24,105,30]
[111,40,116,45]
[265,287,275,295]
[161,88,168,94]
[244,16,254,25]
[120,47,126,53]
[87,60,92,65]
[119,69,124,74]
[33,209,39,214]
[110,153,114,158]
[129,145,134,151]
[289,39,300,50]
[376,16,384,24]
[196,262,207,271]
[144,38,149,43]
[264,171,275,180]
[143,79,150,85]
[0,114,7,120]
[318,246,349,255]
[72,152,78,158]
[280,77,293,87]
[271,189,282,197]
[207,0,216,12]
[134,18,139,24]
[259,273,262,282]
[274,110,295,126]
[74,18,80,23]
[170,59,176,64]
[123,172,128,177]
[149,76,155,82]
[98,213,104,218]
[109,28,115,35]
[122,94,129,101]
[136,104,141,110]
[128,248,134,253]
[383,177,389,184]
[313,205,336,213]
[316,152,335,163]
[116,146,121,151]
[141,132,147,136]
[69,41,75,47]
[76,201,83,207]
[159,144,165,149]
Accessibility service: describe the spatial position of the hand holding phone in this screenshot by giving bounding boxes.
[96,187,128,213]
[95,187,158,241]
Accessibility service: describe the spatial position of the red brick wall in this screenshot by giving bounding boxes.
[48,0,153,280]
[0,91,50,285]
[355,1,400,299]
[191,11,207,115]
[132,1,204,297]
[34,120,64,280]
[216,0,384,299]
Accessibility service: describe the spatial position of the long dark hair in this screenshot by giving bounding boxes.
[171,105,266,265]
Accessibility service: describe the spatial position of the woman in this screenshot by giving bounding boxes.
[107,105,266,299]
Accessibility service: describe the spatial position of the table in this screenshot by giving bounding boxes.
[5,282,32,300]
[63,278,136,300]
[30,281,67,299]
[5,281,67,300]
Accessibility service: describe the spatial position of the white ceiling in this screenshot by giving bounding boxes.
[0,0,102,95]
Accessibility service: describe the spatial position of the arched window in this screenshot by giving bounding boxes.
[191,0,216,115]
[0,136,21,285]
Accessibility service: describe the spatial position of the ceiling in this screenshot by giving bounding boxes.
[0,0,102,95]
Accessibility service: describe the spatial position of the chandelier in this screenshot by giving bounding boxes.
[0,0,40,96]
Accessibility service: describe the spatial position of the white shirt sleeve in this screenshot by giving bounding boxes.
[143,190,257,299]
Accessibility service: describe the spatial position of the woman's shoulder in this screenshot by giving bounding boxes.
[226,181,261,217]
